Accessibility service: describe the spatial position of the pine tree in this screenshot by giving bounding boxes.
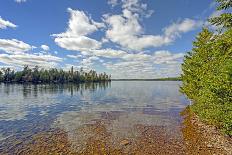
[181,0,232,135]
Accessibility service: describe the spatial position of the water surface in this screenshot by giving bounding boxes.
[0,81,190,154]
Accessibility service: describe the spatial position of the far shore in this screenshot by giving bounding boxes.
[112,78,181,81]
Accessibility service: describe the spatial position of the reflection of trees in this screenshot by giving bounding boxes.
[3,83,11,95]
[19,82,111,97]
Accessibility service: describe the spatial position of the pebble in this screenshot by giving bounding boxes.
[207,144,213,148]
[120,139,130,146]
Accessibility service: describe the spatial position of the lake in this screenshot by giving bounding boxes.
[0,81,190,154]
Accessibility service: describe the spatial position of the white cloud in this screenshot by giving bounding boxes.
[88,49,127,58]
[0,17,17,29]
[0,39,34,54]
[52,8,102,37]
[52,8,104,51]
[53,2,201,53]
[66,55,101,71]
[77,56,100,70]
[122,0,146,13]
[54,36,101,51]
[121,0,154,17]
[51,1,199,78]
[164,18,203,41]
[103,0,202,51]
[104,10,202,50]
[152,50,184,64]
[108,0,119,7]
[82,56,99,64]
[0,38,62,68]
[102,50,184,78]
[0,53,62,68]
[41,45,50,51]
[15,0,26,3]
[67,54,83,59]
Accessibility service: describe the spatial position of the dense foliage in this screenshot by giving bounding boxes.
[181,0,232,135]
[0,66,111,83]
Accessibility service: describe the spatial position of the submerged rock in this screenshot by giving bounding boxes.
[120,139,130,146]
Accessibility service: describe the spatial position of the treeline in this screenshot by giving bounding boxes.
[152,77,181,81]
[181,0,232,135]
[0,66,111,83]
[112,77,181,81]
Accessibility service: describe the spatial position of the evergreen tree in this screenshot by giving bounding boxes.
[0,66,111,84]
[181,0,232,135]
[209,0,232,29]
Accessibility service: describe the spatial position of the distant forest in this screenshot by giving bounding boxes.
[112,77,181,81]
[0,66,111,83]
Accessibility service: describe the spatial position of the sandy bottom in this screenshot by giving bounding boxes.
[0,109,231,155]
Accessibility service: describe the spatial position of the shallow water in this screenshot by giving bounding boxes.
[0,81,190,154]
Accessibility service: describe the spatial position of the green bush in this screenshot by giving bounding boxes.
[181,0,232,136]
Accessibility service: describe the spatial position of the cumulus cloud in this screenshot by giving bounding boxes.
[88,49,127,59]
[0,53,62,68]
[54,36,101,51]
[0,39,34,54]
[53,1,201,52]
[108,0,119,7]
[0,38,62,68]
[152,51,184,64]
[104,10,202,50]
[102,50,184,78]
[52,8,104,51]
[164,18,203,41]
[0,17,17,29]
[51,0,201,78]
[76,56,100,70]
[122,0,153,16]
[15,0,26,3]
[104,62,155,78]
[41,45,50,51]
[66,55,101,71]
[67,54,83,59]
[68,48,184,78]
[102,0,202,51]
[108,0,152,15]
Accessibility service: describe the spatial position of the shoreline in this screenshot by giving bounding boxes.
[1,106,231,154]
[181,107,232,154]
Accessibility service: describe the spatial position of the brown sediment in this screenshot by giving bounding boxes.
[0,121,186,155]
[1,108,231,155]
[1,129,77,155]
[181,107,232,155]
[78,122,187,155]
[74,121,123,154]
[128,125,186,155]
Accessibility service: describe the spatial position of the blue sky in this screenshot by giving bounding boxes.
[0,0,216,78]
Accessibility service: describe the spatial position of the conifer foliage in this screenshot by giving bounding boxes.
[181,0,232,135]
[0,66,111,83]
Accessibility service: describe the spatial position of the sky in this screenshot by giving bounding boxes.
[0,0,218,79]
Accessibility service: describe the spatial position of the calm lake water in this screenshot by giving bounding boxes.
[0,81,190,154]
